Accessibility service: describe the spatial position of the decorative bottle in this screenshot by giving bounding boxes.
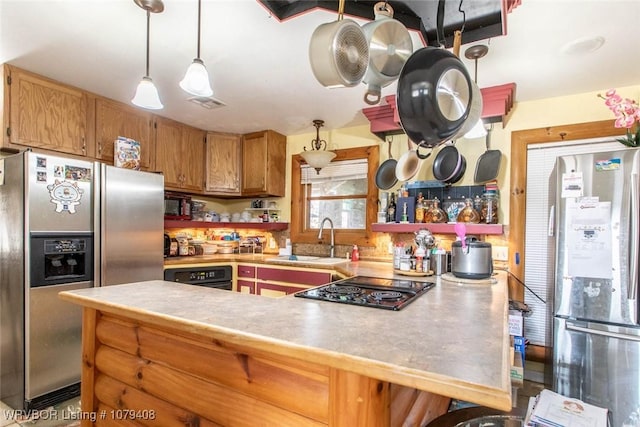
[427,197,447,223]
[415,192,426,223]
[457,198,481,223]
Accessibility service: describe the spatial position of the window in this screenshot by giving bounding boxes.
[291,145,379,246]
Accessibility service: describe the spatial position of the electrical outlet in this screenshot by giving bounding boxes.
[388,242,394,254]
[269,238,276,249]
[493,245,508,261]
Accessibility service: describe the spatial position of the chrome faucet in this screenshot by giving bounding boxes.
[318,217,335,258]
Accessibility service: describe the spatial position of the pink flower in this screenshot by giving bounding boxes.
[599,89,640,129]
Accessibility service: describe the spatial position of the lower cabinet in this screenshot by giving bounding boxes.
[237,264,257,294]
[236,264,332,297]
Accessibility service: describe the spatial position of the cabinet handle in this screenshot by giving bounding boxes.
[98,141,102,155]
[82,137,86,155]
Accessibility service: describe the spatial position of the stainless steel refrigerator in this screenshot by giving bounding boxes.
[552,148,640,427]
[0,150,164,410]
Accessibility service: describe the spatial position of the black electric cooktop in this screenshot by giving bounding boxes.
[294,276,435,311]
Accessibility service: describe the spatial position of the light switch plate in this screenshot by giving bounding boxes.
[493,245,508,261]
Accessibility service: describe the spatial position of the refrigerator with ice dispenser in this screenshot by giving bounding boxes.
[0,150,164,410]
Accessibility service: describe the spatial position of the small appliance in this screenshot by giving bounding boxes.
[451,237,493,280]
[164,191,191,220]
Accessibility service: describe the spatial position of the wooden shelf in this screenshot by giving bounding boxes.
[371,223,504,235]
[164,220,289,231]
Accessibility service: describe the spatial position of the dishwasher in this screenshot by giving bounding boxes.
[164,265,232,290]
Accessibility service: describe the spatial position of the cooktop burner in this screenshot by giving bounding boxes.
[294,276,435,310]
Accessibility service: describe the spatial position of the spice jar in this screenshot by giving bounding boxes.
[481,192,499,224]
[457,198,480,223]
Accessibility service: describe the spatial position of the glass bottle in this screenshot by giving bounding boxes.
[481,192,499,224]
[457,198,481,223]
[415,192,426,223]
[427,197,447,223]
[387,192,396,223]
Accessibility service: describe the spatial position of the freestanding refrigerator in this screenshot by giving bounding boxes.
[0,150,164,410]
[552,148,640,427]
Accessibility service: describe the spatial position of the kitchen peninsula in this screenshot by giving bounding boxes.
[59,268,512,427]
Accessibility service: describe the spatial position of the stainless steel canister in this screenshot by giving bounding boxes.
[430,253,447,276]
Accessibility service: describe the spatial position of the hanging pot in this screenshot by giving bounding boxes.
[309,0,369,88]
[396,47,474,147]
[361,2,413,105]
[432,143,466,184]
[375,137,398,190]
[474,126,502,183]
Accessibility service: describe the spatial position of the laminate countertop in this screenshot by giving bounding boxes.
[59,266,512,411]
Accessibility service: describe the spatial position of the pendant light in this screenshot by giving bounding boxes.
[463,44,488,139]
[179,0,213,97]
[299,120,336,174]
[131,0,164,110]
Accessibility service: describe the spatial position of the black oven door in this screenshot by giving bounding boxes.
[29,232,94,287]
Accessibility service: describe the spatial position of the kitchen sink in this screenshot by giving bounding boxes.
[265,255,349,266]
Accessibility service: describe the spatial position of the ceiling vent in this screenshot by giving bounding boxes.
[187,96,226,109]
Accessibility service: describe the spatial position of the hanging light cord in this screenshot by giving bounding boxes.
[196,0,202,59]
[144,9,151,77]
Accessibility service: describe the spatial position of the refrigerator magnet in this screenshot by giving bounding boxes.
[595,158,621,171]
[47,180,84,214]
[561,172,583,198]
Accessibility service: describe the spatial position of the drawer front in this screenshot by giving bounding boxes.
[257,267,331,286]
[237,265,256,278]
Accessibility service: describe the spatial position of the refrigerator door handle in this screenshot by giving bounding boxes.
[548,204,555,237]
[566,322,640,342]
[631,173,638,300]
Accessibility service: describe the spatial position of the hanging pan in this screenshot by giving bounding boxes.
[474,125,501,183]
[395,140,432,182]
[361,2,413,105]
[375,137,398,190]
[432,142,466,184]
[309,0,369,88]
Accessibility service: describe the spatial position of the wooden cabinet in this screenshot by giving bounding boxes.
[155,116,205,192]
[241,130,286,197]
[204,132,242,196]
[94,97,154,170]
[237,264,257,294]
[236,264,332,297]
[255,266,332,298]
[4,65,89,156]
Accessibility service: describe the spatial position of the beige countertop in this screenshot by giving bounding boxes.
[59,264,512,411]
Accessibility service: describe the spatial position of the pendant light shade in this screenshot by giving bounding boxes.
[299,120,336,174]
[131,0,164,110]
[132,76,163,109]
[180,0,213,97]
[464,117,488,139]
[180,58,213,97]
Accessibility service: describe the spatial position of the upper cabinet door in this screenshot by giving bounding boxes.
[205,132,242,196]
[155,116,204,193]
[242,130,286,197]
[155,116,184,189]
[94,98,154,170]
[181,125,205,193]
[5,65,88,156]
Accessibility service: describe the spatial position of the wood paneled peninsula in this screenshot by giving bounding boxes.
[59,268,512,427]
